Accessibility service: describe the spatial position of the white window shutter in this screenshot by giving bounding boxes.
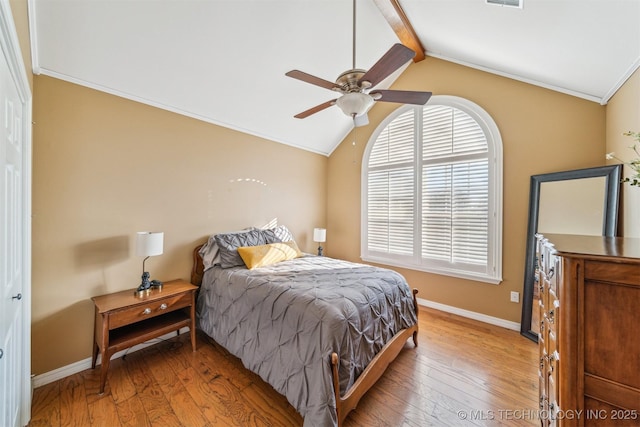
[363,97,502,284]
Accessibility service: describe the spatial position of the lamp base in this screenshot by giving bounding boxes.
[134,274,164,297]
[135,271,152,297]
[134,288,151,297]
[317,245,324,256]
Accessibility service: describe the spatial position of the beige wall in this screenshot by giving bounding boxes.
[31,76,327,374]
[327,57,606,323]
[606,68,640,237]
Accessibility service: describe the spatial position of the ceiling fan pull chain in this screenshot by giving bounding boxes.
[354,118,358,147]
[352,116,358,164]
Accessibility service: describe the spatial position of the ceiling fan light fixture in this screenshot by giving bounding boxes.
[486,0,522,8]
[336,92,374,117]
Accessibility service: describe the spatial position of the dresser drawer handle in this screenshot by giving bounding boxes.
[142,308,152,315]
[548,309,555,324]
[549,402,557,419]
[160,303,168,310]
[547,351,559,373]
[547,266,555,279]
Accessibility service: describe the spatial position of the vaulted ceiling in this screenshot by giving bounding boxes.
[29,0,640,156]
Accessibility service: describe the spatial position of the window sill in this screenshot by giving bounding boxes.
[361,255,502,285]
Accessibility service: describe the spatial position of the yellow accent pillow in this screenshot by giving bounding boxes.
[237,241,302,269]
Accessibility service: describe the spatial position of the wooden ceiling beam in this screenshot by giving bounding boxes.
[372,0,425,62]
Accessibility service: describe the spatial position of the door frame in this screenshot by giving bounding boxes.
[0,1,33,425]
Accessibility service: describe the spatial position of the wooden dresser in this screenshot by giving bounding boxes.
[536,234,640,426]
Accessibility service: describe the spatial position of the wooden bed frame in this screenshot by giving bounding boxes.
[191,244,419,426]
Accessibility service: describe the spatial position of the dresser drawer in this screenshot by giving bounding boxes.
[585,261,640,286]
[108,292,192,329]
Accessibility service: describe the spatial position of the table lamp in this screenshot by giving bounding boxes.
[135,231,164,295]
[313,228,326,256]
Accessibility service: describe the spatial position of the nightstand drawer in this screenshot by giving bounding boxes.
[108,293,192,329]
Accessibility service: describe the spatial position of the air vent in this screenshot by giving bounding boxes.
[486,0,522,8]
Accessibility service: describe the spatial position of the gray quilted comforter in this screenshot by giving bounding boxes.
[196,255,417,426]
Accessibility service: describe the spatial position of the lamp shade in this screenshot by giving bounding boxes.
[313,228,326,243]
[336,92,374,117]
[136,231,164,257]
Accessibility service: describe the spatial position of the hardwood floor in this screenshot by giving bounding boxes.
[29,307,538,426]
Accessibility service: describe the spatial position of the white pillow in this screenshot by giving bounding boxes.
[266,224,294,243]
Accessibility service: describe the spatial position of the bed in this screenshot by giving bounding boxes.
[192,227,419,426]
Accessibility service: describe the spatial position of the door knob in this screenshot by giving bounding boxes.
[12,293,22,300]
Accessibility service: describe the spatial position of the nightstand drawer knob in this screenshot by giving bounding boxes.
[142,308,152,315]
[160,303,168,310]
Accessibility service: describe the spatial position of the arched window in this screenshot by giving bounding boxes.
[361,96,503,284]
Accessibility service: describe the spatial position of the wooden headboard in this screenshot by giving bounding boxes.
[191,244,205,287]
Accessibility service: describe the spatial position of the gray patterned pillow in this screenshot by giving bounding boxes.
[198,234,220,271]
[215,229,270,268]
[200,227,256,271]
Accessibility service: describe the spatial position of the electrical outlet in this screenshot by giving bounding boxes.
[510,291,520,303]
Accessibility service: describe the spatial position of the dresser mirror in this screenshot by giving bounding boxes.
[520,164,622,342]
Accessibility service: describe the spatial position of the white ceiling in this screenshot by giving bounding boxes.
[29,0,640,156]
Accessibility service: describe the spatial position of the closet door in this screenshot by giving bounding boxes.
[0,4,31,425]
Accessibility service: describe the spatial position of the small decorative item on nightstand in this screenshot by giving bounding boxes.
[135,231,164,296]
[314,228,326,256]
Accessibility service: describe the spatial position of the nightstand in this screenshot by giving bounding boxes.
[91,279,198,394]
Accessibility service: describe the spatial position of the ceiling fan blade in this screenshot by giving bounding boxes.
[294,99,337,119]
[358,43,416,88]
[371,89,432,105]
[286,70,341,91]
[353,113,369,127]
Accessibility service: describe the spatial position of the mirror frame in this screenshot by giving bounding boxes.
[520,164,622,342]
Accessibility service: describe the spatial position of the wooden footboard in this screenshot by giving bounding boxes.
[331,288,419,426]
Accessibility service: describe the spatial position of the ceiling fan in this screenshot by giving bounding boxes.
[285,0,432,127]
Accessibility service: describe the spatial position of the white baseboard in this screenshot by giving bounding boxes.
[31,327,190,389]
[33,302,519,389]
[416,297,520,332]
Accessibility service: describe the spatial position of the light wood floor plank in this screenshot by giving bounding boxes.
[29,382,60,427]
[59,374,90,427]
[87,391,122,427]
[114,394,151,427]
[123,350,182,426]
[144,343,211,427]
[30,307,538,426]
